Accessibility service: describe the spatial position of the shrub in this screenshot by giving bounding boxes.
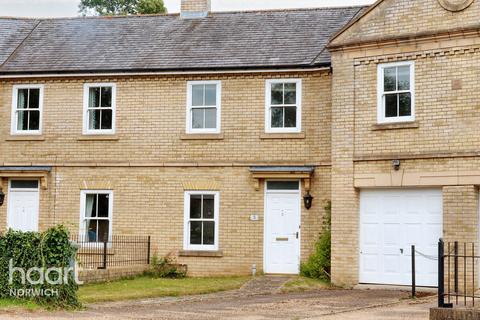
[300,201,331,281]
[146,253,187,278]
[0,226,80,308]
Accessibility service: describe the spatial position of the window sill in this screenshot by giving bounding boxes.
[372,121,419,131]
[5,135,45,141]
[179,250,223,257]
[181,133,224,140]
[260,132,305,139]
[77,135,120,141]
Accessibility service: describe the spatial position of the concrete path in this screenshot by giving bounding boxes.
[323,297,434,320]
[0,277,434,319]
[238,275,293,295]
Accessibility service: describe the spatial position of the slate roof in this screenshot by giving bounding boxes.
[0,19,40,66]
[0,7,364,75]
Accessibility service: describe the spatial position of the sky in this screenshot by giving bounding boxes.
[0,0,375,18]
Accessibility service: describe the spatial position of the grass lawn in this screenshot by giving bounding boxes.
[281,276,331,293]
[79,275,251,303]
[0,298,40,311]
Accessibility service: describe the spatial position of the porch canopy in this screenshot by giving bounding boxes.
[249,166,315,191]
[0,166,52,190]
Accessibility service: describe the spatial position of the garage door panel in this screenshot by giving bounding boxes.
[362,224,380,246]
[383,224,401,245]
[362,254,379,273]
[405,212,423,222]
[425,223,442,242]
[360,189,442,287]
[362,213,380,223]
[384,255,402,273]
[404,224,422,243]
[427,209,442,217]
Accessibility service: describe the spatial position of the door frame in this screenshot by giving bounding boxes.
[7,179,40,232]
[263,180,302,274]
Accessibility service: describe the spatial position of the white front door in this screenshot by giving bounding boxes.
[7,180,40,232]
[359,188,442,287]
[264,181,301,274]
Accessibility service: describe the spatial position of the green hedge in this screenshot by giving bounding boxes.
[0,225,80,308]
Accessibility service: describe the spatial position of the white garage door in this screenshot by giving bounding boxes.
[360,189,442,287]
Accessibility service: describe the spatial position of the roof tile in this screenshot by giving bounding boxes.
[0,7,364,74]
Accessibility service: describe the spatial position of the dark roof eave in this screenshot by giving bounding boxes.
[0,166,52,172]
[250,166,315,173]
[0,63,331,77]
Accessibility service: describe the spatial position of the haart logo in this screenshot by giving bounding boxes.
[8,259,83,297]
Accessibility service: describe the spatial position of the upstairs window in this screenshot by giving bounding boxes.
[266,79,302,133]
[11,85,43,135]
[83,83,116,134]
[187,81,221,134]
[183,191,219,251]
[378,62,415,123]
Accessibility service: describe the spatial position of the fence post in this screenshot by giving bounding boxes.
[438,239,445,308]
[411,245,416,298]
[147,236,151,265]
[101,240,108,270]
[454,241,458,294]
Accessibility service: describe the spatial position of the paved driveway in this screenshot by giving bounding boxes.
[0,288,434,320]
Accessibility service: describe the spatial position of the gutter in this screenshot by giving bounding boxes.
[0,65,331,79]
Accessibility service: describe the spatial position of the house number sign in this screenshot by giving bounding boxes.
[437,0,474,11]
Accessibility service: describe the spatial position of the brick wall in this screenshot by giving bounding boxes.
[0,71,331,275]
[331,0,480,47]
[330,0,480,286]
[443,185,478,243]
[353,48,480,157]
[0,72,331,165]
[79,265,149,284]
[331,51,359,286]
[0,166,330,275]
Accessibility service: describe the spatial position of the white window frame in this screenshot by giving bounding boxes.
[11,84,44,135]
[83,83,116,135]
[186,81,221,134]
[79,190,114,245]
[265,79,302,133]
[183,191,220,251]
[377,61,415,124]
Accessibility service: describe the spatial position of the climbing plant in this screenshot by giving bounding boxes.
[300,201,331,281]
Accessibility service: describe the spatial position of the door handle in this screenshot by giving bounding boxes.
[400,248,404,254]
[296,232,299,239]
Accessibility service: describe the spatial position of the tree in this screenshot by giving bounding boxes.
[137,0,167,14]
[79,0,167,16]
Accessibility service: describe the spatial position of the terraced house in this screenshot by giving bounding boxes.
[0,0,357,277]
[0,0,480,288]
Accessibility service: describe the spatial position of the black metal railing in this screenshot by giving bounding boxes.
[438,239,479,308]
[70,234,151,270]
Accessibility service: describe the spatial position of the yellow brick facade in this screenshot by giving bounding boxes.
[331,0,480,286]
[0,71,331,275]
[330,0,480,47]
[3,0,480,283]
